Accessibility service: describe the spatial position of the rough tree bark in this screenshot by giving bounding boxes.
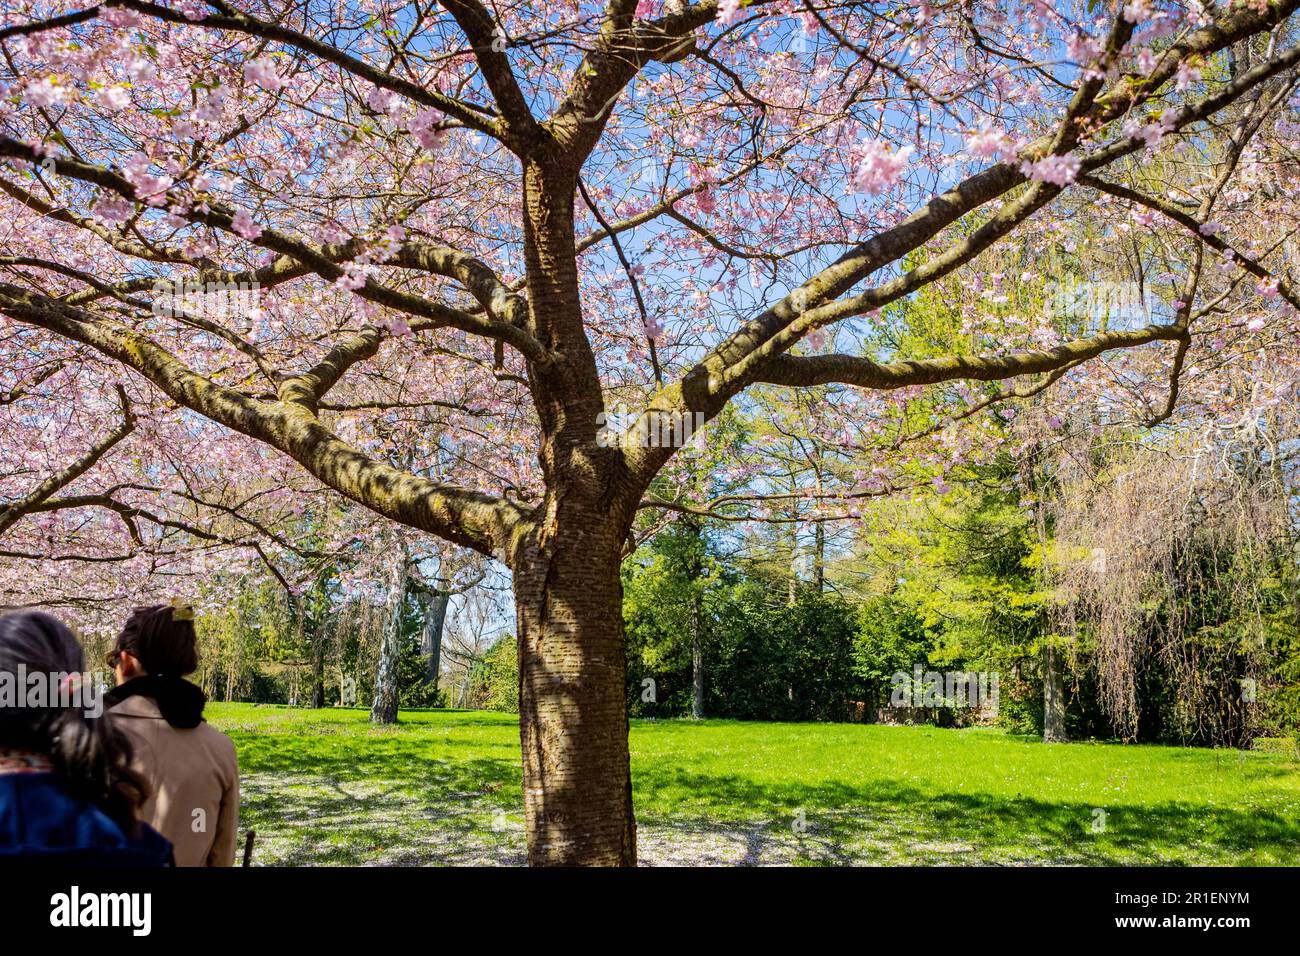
[514,527,637,866]
[371,548,408,725]
[1043,642,1068,743]
[419,586,450,697]
[504,149,643,865]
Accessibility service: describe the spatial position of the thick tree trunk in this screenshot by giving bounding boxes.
[513,522,636,866]
[510,156,639,864]
[371,613,402,724]
[1043,642,1067,743]
[371,555,406,725]
[420,588,450,699]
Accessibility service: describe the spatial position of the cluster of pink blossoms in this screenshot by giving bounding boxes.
[1122,111,1177,150]
[243,57,284,93]
[409,108,446,149]
[121,155,173,206]
[230,208,263,241]
[1020,153,1081,187]
[849,139,913,195]
[965,125,1023,164]
[716,0,745,27]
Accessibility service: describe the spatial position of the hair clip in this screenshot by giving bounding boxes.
[169,598,195,622]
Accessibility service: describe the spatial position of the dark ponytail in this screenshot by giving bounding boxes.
[0,610,147,831]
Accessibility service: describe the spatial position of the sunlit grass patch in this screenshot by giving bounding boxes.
[208,704,1300,866]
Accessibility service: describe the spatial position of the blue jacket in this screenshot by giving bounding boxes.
[0,771,173,865]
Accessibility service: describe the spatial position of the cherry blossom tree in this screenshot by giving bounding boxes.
[2,0,1300,865]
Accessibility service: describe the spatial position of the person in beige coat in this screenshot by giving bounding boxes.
[105,603,240,867]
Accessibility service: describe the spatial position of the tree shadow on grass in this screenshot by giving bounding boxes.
[220,715,1298,866]
[630,769,1300,866]
[232,731,522,865]
[239,754,523,866]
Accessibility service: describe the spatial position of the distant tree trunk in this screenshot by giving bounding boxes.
[310,623,326,708]
[420,587,450,700]
[1022,440,1066,744]
[787,515,799,604]
[371,552,407,725]
[812,465,826,592]
[458,672,472,708]
[812,518,825,593]
[691,601,704,720]
[1043,642,1067,743]
[685,518,705,720]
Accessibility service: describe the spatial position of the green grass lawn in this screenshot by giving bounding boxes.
[206,703,1300,866]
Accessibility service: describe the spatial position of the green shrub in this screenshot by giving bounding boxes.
[708,585,864,721]
[469,636,519,713]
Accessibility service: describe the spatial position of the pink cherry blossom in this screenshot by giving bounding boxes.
[1066,33,1102,66]
[717,0,745,27]
[91,194,135,226]
[366,87,398,114]
[125,56,156,83]
[1176,60,1202,93]
[409,107,445,149]
[96,86,131,111]
[1123,111,1175,150]
[321,221,349,245]
[101,7,142,29]
[121,155,173,206]
[24,76,70,109]
[1122,0,1152,24]
[1021,152,1081,187]
[850,140,913,194]
[193,86,227,124]
[243,58,283,93]
[336,263,370,292]
[231,208,264,241]
[965,125,1022,163]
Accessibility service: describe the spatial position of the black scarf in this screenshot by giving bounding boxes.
[105,676,207,729]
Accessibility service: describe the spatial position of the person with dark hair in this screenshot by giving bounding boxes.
[105,603,239,867]
[0,610,172,864]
